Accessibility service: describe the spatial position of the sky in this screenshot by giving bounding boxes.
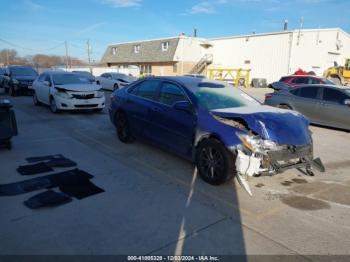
[0,0,350,62]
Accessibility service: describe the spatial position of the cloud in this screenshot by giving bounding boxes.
[79,22,108,34]
[99,0,142,8]
[24,0,45,11]
[188,2,216,14]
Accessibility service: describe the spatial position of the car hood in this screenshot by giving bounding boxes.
[55,84,101,92]
[211,105,311,145]
[13,76,37,81]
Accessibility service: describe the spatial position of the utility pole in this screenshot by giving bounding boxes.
[65,41,69,70]
[87,39,92,73]
[6,49,9,65]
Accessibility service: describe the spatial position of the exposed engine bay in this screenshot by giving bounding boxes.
[214,115,325,196]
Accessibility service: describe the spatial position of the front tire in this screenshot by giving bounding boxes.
[9,86,17,97]
[196,139,236,185]
[113,84,119,91]
[115,111,133,143]
[33,92,41,106]
[50,97,59,114]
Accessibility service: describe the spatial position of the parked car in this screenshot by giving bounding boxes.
[32,71,105,113]
[269,75,335,89]
[72,71,95,83]
[3,65,38,96]
[96,72,137,91]
[109,76,324,195]
[264,84,350,130]
[184,74,206,79]
[0,68,7,91]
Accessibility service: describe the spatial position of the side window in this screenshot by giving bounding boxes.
[129,80,161,101]
[298,86,319,99]
[323,88,348,104]
[292,77,307,84]
[38,73,46,82]
[160,82,187,106]
[290,88,300,96]
[310,78,320,84]
[44,74,51,85]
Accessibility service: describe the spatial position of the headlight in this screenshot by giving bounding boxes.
[236,132,282,154]
[56,91,72,99]
[96,91,104,98]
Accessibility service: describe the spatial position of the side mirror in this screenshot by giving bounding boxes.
[173,101,194,114]
[43,81,51,87]
[344,99,350,106]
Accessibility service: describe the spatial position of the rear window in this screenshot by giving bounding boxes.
[323,88,349,104]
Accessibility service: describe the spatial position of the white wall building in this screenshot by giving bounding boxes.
[208,28,350,83]
[101,28,350,83]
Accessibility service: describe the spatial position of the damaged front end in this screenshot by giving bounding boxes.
[212,110,325,196]
[233,132,325,196]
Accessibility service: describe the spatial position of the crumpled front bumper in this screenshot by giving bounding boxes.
[234,144,325,195]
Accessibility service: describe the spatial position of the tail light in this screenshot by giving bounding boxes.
[265,93,273,100]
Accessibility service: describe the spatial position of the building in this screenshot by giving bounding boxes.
[101,36,212,76]
[101,28,350,83]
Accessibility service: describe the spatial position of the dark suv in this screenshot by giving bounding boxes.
[3,66,38,96]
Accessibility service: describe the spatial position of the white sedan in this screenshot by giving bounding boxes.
[95,72,137,91]
[32,71,105,113]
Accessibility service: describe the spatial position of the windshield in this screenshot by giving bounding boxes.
[53,74,91,85]
[112,73,132,82]
[344,89,350,96]
[11,67,38,77]
[195,87,260,110]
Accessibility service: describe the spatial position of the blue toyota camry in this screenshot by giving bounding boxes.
[109,76,324,194]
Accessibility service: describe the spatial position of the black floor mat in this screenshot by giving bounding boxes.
[0,169,93,196]
[17,158,77,176]
[24,190,72,209]
[26,154,65,163]
[60,180,105,200]
[46,158,77,168]
[17,162,54,176]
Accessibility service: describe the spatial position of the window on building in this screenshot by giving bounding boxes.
[173,63,177,73]
[161,41,169,51]
[112,47,117,55]
[134,45,140,53]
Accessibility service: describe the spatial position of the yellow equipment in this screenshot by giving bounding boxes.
[323,58,350,86]
[207,68,251,88]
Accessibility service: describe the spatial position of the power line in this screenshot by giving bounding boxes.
[0,38,65,52]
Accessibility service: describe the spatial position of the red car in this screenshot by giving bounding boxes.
[278,75,335,86]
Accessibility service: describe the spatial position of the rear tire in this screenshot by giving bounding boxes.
[115,111,134,143]
[196,139,236,185]
[278,104,292,110]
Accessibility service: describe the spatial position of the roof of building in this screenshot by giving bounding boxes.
[101,37,180,64]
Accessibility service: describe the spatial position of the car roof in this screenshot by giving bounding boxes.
[146,76,229,92]
[282,75,322,79]
[290,84,349,90]
[44,70,80,75]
